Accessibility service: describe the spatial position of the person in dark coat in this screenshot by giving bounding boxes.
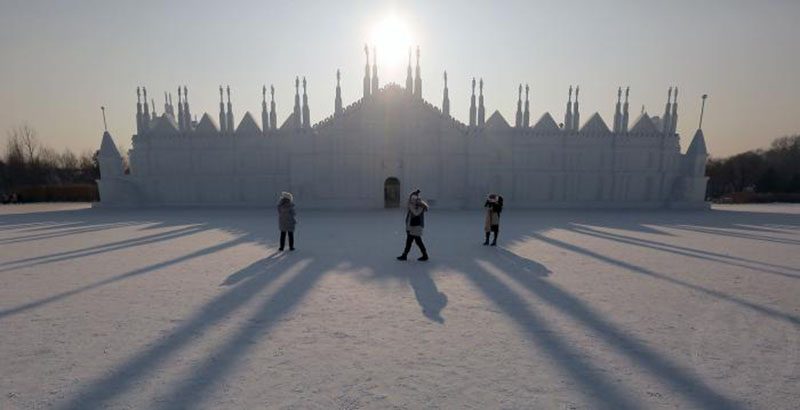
[277,191,297,251]
[483,193,503,246]
[397,189,430,261]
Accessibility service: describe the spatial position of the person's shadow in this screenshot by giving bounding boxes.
[408,268,448,323]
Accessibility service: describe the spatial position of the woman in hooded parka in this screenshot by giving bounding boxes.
[397,189,430,261]
[277,191,297,251]
[483,193,503,246]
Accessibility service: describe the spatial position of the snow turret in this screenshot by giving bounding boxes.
[269,85,277,130]
[163,92,171,118]
[99,130,124,179]
[135,87,143,135]
[478,78,486,126]
[515,84,522,128]
[413,46,422,97]
[268,84,269,134]
[177,86,185,131]
[142,87,151,128]
[218,86,227,134]
[442,71,450,117]
[469,78,476,127]
[622,87,630,133]
[671,94,710,207]
[226,86,235,134]
[523,84,530,128]
[572,86,580,131]
[662,87,673,134]
[613,87,622,133]
[406,48,413,92]
[302,77,311,129]
[371,46,379,95]
[363,44,371,99]
[335,70,343,115]
[182,86,192,131]
[670,87,679,134]
[564,86,573,132]
[685,94,709,177]
[292,77,301,129]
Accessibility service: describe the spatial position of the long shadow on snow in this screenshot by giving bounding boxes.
[0,225,207,272]
[472,247,743,409]
[0,236,245,320]
[569,224,800,279]
[56,252,295,410]
[152,257,334,410]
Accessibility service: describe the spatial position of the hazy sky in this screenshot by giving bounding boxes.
[1,0,798,157]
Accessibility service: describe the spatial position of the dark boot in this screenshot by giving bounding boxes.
[397,234,413,260]
[279,231,286,251]
[415,236,429,261]
[491,231,498,246]
[288,232,295,251]
[483,232,490,245]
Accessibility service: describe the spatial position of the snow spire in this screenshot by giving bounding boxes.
[662,87,673,134]
[177,86,185,131]
[564,85,573,132]
[226,85,234,134]
[371,46,379,94]
[151,98,157,118]
[335,69,343,115]
[469,77,477,127]
[622,86,630,133]
[613,87,622,133]
[268,84,269,134]
[406,48,413,92]
[168,92,174,117]
[363,44,371,99]
[413,46,422,97]
[670,87,679,134]
[442,71,450,117]
[572,86,580,131]
[302,76,310,129]
[135,87,143,135]
[163,92,170,117]
[293,77,301,129]
[269,85,277,130]
[142,87,151,127]
[515,84,523,128]
[182,86,191,131]
[218,86,227,134]
[478,78,486,126]
[523,84,530,128]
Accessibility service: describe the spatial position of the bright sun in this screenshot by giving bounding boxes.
[369,14,414,68]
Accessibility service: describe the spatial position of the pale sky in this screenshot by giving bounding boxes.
[1,0,798,158]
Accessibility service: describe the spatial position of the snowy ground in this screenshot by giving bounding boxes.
[0,203,798,409]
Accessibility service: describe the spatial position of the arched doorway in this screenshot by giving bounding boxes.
[384,177,400,208]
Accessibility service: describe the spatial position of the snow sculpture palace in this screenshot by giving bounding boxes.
[97,46,709,209]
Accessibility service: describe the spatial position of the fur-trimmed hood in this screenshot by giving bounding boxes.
[278,191,294,203]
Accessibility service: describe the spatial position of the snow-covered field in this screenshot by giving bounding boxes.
[1,203,798,409]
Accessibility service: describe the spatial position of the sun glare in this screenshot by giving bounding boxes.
[369,14,414,68]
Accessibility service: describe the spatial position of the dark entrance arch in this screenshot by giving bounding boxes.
[384,177,401,208]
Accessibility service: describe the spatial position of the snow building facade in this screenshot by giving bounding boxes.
[97,47,709,209]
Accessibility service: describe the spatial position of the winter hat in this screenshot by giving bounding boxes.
[280,191,294,201]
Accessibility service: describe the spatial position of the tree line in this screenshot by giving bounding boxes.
[706,134,800,201]
[1,125,105,202]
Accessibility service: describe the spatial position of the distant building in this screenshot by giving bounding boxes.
[97,47,708,209]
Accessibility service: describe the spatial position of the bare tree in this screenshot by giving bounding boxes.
[60,149,79,170]
[7,124,40,164]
